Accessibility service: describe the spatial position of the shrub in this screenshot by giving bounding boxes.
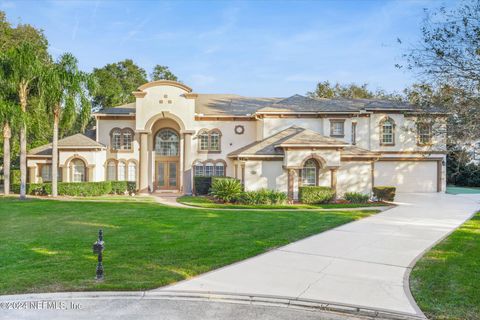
[110,181,136,195]
[56,182,112,196]
[194,176,212,195]
[210,178,243,202]
[10,169,21,185]
[344,192,369,203]
[299,186,336,204]
[237,189,287,205]
[372,186,396,201]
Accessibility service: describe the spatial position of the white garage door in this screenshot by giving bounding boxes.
[374,161,438,193]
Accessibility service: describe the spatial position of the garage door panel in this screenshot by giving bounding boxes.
[374,161,437,193]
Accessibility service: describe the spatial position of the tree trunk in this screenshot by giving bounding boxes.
[19,83,27,200]
[3,122,11,195]
[52,109,59,197]
[19,124,27,200]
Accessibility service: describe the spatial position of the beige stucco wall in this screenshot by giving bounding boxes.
[284,149,340,168]
[243,161,287,192]
[337,161,373,196]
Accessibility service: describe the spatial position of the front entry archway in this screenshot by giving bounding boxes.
[154,128,180,190]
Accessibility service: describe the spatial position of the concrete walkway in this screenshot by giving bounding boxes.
[157,193,480,318]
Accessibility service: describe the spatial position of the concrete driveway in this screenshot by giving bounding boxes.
[157,193,480,318]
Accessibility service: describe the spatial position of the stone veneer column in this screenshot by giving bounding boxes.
[287,169,295,201]
[139,133,149,193]
[183,132,193,194]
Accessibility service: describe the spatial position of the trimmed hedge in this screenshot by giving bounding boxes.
[194,176,237,195]
[373,186,396,201]
[344,192,369,203]
[236,189,287,205]
[10,181,137,197]
[110,181,136,195]
[299,186,336,204]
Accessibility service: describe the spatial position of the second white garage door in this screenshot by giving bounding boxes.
[374,161,438,193]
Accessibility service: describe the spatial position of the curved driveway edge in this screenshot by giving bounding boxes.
[157,193,480,317]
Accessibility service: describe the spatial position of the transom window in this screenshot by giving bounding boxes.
[330,120,345,137]
[380,117,395,145]
[198,129,222,152]
[110,128,134,151]
[155,129,179,156]
[193,160,226,177]
[302,159,318,186]
[417,123,432,145]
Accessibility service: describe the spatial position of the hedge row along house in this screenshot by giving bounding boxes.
[26,80,447,199]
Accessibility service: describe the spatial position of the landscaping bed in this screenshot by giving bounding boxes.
[178,195,388,209]
[410,211,480,320]
[0,197,378,294]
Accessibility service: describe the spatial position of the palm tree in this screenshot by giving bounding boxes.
[0,99,17,195]
[40,53,93,197]
[0,42,45,199]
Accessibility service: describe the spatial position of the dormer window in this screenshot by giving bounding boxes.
[198,129,222,152]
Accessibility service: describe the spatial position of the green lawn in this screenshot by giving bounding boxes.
[410,211,480,320]
[178,195,387,209]
[0,196,377,295]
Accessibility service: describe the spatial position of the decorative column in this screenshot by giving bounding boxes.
[28,165,37,183]
[179,134,184,193]
[139,133,149,193]
[330,168,337,197]
[183,132,193,194]
[288,169,295,201]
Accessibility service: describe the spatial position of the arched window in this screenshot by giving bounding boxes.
[111,128,122,150]
[210,131,221,151]
[122,129,133,150]
[380,117,395,146]
[302,159,318,186]
[71,159,86,182]
[193,161,204,177]
[197,129,222,152]
[214,161,225,176]
[128,162,136,182]
[106,160,116,181]
[155,129,179,156]
[204,162,214,177]
[118,161,126,181]
[198,130,210,151]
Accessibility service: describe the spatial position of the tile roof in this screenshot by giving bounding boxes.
[94,94,439,116]
[28,134,105,156]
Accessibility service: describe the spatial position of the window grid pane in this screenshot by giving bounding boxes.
[112,131,121,150]
[210,133,220,151]
[194,164,204,176]
[302,167,316,186]
[118,162,126,181]
[107,161,116,181]
[331,122,344,136]
[418,124,432,144]
[41,165,52,182]
[128,163,136,182]
[155,129,179,156]
[382,122,393,144]
[199,134,209,151]
[205,163,214,177]
[72,160,85,182]
[123,131,132,150]
[214,163,225,176]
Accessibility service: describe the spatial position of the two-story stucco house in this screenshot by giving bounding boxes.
[26,80,447,199]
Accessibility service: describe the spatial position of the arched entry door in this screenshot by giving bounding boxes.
[154,128,180,190]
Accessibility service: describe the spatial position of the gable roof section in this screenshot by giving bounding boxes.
[228,126,348,158]
[28,134,105,156]
[94,102,136,115]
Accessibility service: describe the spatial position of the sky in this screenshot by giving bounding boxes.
[1,0,456,97]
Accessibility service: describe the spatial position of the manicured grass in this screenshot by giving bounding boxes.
[410,211,480,320]
[178,195,387,209]
[0,197,377,295]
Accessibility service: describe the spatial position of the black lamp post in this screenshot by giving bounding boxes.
[92,229,105,281]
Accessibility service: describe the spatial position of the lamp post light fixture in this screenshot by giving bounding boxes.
[92,229,105,281]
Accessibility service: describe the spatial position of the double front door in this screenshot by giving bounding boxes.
[156,161,178,190]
